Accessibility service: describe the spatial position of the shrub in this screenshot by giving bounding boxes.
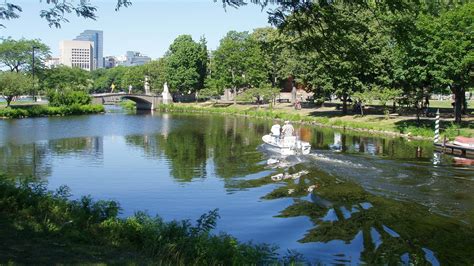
[0,104,104,119]
[0,178,280,264]
[120,100,137,110]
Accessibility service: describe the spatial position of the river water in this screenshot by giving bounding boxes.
[0,107,473,264]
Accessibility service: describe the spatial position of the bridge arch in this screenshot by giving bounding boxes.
[122,95,154,110]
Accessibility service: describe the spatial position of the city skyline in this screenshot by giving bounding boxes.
[1,0,271,59]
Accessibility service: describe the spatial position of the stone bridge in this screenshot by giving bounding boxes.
[91,93,163,110]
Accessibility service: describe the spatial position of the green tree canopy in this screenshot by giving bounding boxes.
[210,31,267,103]
[144,58,168,93]
[42,66,92,92]
[165,35,208,94]
[0,71,31,106]
[0,38,50,73]
[90,66,128,93]
[428,3,473,123]
[122,65,145,92]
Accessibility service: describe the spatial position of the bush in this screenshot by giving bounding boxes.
[0,105,104,119]
[120,100,137,110]
[0,178,280,264]
[48,91,92,107]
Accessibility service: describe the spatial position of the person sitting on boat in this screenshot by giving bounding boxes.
[270,123,281,143]
[282,121,295,138]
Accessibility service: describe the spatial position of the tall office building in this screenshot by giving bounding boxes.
[75,30,103,69]
[59,40,94,71]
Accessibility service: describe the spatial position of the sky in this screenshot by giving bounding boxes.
[1,0,272,59]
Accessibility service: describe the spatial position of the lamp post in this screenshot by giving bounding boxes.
[32,46,39,102]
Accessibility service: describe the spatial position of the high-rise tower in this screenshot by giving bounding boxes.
[75,30,103,69]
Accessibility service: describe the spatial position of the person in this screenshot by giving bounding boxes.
[270,123,281,143]
[282,121,295,138]
[294,99,301,110]
[128,85,133,94]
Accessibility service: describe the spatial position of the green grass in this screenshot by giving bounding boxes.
[0,176,290,264]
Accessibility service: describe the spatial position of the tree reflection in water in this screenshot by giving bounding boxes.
[109,114,474,264]
[125,115,268,181]
[229,164,473,265]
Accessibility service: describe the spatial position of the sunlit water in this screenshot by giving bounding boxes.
[0,106,473,264]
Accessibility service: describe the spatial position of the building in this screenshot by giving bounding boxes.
[104,56,117,68]
[116,51,151,67]
[75,30,104,69]
[59,40,94,71]
[45,57,60,68]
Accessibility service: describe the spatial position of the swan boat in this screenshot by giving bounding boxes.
[262,134,311,156]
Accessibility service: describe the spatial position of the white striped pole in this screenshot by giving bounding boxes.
[434,109,440,143]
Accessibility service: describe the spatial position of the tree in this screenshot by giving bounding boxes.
[1,1,460,29]
[276,4,382,114]
[90,66,128,93]
[122,65,145,93]
[197,36,209,94]
[165,35,207,94]
[144,58,168,94]
[237,84,280,107]
[210,31,267,104]
[0,38,50,73]
[0,72,30,107]
[251,27,283,87]
[0,0,132,28]
[427,3,473,124]
[42,66,92,92]
[90,68,109,93]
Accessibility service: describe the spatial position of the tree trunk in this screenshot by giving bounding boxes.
[231,69,236,105]
[461,90,467,115]
[234,87,237,105]
[5,96,13,107]
[453,86,464,124]
[392,101,396,113]
[342,95,348,115]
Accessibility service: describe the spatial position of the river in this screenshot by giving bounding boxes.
[0,106,473,264]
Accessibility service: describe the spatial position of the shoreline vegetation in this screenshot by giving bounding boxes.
[0,104,104,119]
[155,103,473,140]
[0,177,284,264]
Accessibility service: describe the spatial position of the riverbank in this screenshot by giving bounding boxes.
[156,102,474,140]
[0,177,280,264]
[0,104,105,119]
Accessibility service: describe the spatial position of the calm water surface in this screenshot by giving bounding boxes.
[0,107,473,264]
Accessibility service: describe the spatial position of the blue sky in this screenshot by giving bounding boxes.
[1,0,272,58]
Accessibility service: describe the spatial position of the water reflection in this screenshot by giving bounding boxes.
[0,112,472,264]
[0,136,104,180]
[230,164,474,264]
[124,116,266,181]
[307,127,433,159]
[0,142,51,179]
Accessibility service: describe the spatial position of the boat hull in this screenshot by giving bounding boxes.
[261,134,311,156]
